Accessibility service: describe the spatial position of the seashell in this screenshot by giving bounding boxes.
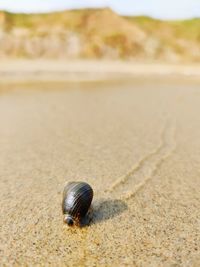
[62,181,93,226]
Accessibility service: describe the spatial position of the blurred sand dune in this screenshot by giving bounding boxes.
[0,8,200,62]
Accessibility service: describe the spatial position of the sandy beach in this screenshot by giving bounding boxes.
[0,63,200,266]
[1,60,200,83]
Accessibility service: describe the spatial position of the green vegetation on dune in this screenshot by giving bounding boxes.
[3,10,83,30]
[169,19,200,41]
[0,8,199,61]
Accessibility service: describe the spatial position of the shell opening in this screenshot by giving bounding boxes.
[63,215,74,226]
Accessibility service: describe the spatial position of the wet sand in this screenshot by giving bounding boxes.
[0,77,200,266]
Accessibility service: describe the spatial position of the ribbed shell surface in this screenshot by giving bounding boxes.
[62,182,93,219]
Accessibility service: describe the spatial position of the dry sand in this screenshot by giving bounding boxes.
[1,59,200,83]
[0,67,200,266]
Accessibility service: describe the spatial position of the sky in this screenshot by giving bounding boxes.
[0,0,200,20]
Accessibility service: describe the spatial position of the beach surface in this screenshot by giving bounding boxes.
[0,68,200,266]
[1,60,200,83]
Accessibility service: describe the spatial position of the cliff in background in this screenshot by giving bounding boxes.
[0,8,200,62]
